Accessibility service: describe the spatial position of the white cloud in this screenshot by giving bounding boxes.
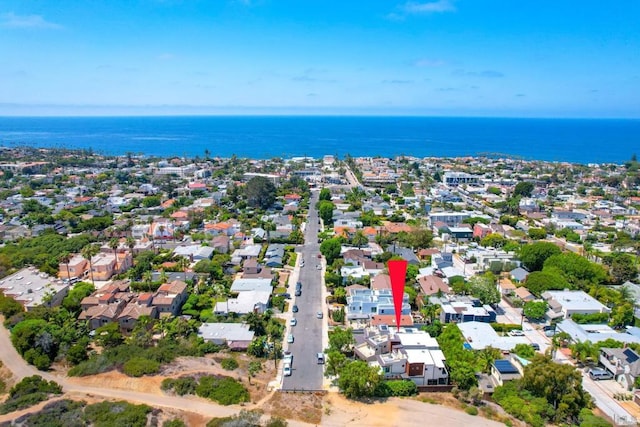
[401,0,456,14]
[0,12,62,29]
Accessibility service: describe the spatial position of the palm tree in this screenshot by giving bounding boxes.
[143,270,153,292]
[81,244,100,286]
[109,238,120,272]
[159,269,168,284]
[126,236,136,253]
[59,251,72,282]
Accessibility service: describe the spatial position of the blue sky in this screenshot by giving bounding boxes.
[0,0,639,117]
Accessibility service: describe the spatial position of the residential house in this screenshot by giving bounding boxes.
[510,267,529,283]
[198,323,255,351]
[58,254,88,280]
[599,347,640,390]
[417,275,450,304]
[430,295,497,324]
[346,288,411,323]
[153,280,188,316]
[513,286,535,302]
[457,321,529,351]
[89,252,133,281]
[355,325,449,387]
[491,359,522,386]
[211,235,230,254]
[117,298,157,332]
[386,245,420,265]
[215,278,272,315]
[543,290,611,320]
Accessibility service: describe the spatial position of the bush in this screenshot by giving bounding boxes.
[195,375,249,405]
[465,406,478,416]
[162,377,198,396]
[122,357,160,377]
[0,375,62,415]
[490,323,522,333]
[385,380,418,397]
[84,401,152,427]
[163,420,186,427]
[221,358,239,371]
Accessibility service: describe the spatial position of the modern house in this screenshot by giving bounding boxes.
[346,288,411,322]
[430,295,497,324]
[543,290,611,320]
[355,325,449,387]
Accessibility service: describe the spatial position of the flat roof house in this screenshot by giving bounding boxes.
[0,267,69,311]
[542,290,610,320]
[198,323,255,350]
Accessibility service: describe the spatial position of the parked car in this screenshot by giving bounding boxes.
[295,289,301,296]
[530,343,540,351]
[277,293,291,299]
[589,368,613,381]
[509,330,525,336]
[317,353,325,364]
[283,363,292,376]
[316,264,321,270]
[287,334,294,343]
[292,305,299,313]
[316,311,323,319]
[290,318,297,326]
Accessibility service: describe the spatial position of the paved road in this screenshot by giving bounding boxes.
[282,190,325,391]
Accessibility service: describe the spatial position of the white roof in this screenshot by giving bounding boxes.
[457,321,528,351]
[198,322,255,342]
[544,290,609,312]
[230,278,273,293]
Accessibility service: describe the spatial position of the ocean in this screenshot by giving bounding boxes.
[0,116,638,164]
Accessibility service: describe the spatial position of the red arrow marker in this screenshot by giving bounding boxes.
[388,259,408,330]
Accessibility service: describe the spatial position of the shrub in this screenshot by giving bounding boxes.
[122,357,160,377]
[163,420,186,427]
[195,375,249,405]
[385,380,418,397]
[0,376,62,415]
[221,358,239,371]
[162,376,198,396]
[248,361,262,377]
[465,406,478,416]
[84,401,151,427]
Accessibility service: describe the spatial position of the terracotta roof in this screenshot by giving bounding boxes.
[371,274,391,290]
[370,314,413,327]
[417,275,450,296]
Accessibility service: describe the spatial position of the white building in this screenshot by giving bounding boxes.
[543,290,611,320]
[0,267,69,311]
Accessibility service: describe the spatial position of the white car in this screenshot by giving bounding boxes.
[316,264,321,270]
[283,363,292,376]
[287,334,294,343]
[300,261,305,268]
[290,318,297,327]
[509,330,525,336]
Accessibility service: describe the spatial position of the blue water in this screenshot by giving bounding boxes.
[0,116,638,163]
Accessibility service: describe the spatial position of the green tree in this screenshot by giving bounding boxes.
[569,340,598,363]
[480,233,508,248]
[519,242,561,271]
[513,181,534,197]
[468,274,500,305]
[326,350,348,377]
[513,343,536,359]
[523,270,569,296]
[319,188,331,201]
[94,322,123,349]
[351,230,368,248]
[523,301,547,320]
[528,228,547,240]
[244,176,276,209]
[521,355,590,424]
[317,200,335,225]
[337,360,382,399]
[320,238,342,264]
[328,327,355,353]
[543,252,608,288]
[605,253,638,285]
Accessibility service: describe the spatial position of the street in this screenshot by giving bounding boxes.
[282,189,326,391]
